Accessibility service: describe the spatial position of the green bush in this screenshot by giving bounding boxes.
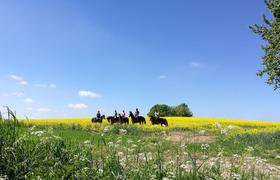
[148,103,193,117]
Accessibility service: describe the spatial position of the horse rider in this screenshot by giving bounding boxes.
[96,110,101,121]
[121,110,126,118]
[114,110,118,118]
[135,108,140,118]
[154,111,160,120]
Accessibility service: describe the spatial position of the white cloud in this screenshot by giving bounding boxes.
[79,91,100,98]
[33,83,56,88]
[24,98,34,103]
[37,108,51,112]
[158,75,167,79]
[189,62,205,68]
[34,84,48,88]
[10,92,24,97]
[19,81,28,85]
[10,74,28,85]
[68,103,88,109]
[10,75,22,81]
[49,84,56,88]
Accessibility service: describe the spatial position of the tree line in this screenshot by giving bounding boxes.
[148,103,193,117]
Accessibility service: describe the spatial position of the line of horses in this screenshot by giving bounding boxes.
[91,111,168,126]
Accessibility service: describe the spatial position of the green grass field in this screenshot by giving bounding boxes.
[1,111,280,179]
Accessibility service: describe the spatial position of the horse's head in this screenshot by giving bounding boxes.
[101,115,105,119]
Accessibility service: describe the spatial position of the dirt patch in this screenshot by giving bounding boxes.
[168,132,216,144]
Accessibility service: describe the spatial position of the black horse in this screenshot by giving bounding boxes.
[108,114,129,125]
[150,116,168,127]
[107,116,114,123]
[106,116,118,124]
[129,111,146,125]
[92,115,106,123]
[118,114,129,124]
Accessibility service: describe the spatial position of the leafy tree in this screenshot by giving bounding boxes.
[173,103,193,117]
[147,104,172,117]
[250,0,280,90]
[148,103,193,117]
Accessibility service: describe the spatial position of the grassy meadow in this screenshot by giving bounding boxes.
[1,111,280,179]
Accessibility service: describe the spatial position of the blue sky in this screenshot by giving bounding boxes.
[0,0,279,121]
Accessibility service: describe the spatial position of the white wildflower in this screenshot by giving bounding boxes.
[201,144,209,150]
[221,128,227,135]
[30,125,36,131]
[138,153,145,160]
[83,167,89,171]
[246,146,254,152]
[103,126,110,133]
[161,131,167,136]
[84,140,91,145]
[150,175,156,180]
[227,125,234,130]
[163,177,170,180]
[180,164,189,170]
[199,130,206,135]
[180,143,187,148]
[128,148,134,153]
[213,123,222,129]
[117,152,124,156]
[202,155,208,160]
[233,154,240,158]
[98,168,103,175]
[147,152,153,161]
[168,160,175,165]
[108,142,114,147]
[232,173,241,180]
[31,131,44,137]
[119,129,127,135]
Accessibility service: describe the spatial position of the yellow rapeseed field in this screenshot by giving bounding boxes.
[24,117,280,135]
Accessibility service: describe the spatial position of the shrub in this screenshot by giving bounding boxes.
[148,103,193,117]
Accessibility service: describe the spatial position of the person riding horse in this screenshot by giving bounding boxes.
[154,111,160,120]
[96,110,101,121]
[121,110,126,118]
[135,108,140,118]
[150,111,168,126]
[114,110,118,118]
[92,111,105,123]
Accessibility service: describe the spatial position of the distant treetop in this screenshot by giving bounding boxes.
[148,103,193,117]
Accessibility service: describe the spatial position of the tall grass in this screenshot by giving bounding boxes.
[1,108,279,179]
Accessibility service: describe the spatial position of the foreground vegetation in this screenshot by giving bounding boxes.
[1,109,280,179]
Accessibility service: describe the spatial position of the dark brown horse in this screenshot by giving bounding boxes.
[118,114,129,124]
[107,116,114,123]
[92,115,106,123]
[108,116,119,125]
[109,114,129,125]
[150,116,168,126]
[129,111,146,125]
